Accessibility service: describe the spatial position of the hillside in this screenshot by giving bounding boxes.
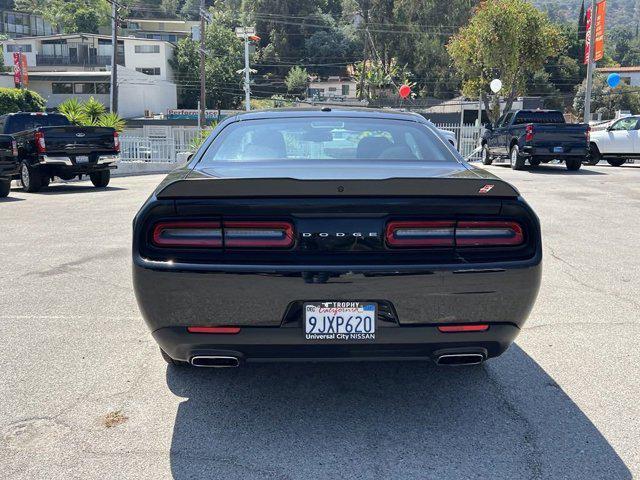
[532,0,640,33]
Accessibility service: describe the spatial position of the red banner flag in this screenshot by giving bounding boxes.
[585,1,606,64]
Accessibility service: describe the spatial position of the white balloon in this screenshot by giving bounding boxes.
[490,79,503,93]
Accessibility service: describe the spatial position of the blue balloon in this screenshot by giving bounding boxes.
[607,73,621,88]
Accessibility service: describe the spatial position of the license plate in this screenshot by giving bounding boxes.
[553,146,564,153]
[76,156,89,163]
[304,302,376,340]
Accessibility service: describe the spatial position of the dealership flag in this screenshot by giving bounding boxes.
[584,0,607,64]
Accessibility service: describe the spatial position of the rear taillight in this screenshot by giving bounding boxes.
[525,124,534,142]
[386,220,524,248]
[34,131,46,153]
[224,221,294,248]
[151,220,294,249]
[586,126,591,143]
[113,131,120,152]
[385,221,455,247]
[456,221,524,247]
[11,140,18,157]
[152,221,222,247]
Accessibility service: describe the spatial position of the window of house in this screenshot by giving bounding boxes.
[342,84,350,96]
[6,44,32,53]
[134,44,160,54]
[74,83,96,94]
[136,67,161,75]
[52,83,73,94]
[96,83,111,94]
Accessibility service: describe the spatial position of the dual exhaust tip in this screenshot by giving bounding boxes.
[190,353,485,367]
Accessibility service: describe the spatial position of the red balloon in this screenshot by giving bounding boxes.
[399,84,411,99]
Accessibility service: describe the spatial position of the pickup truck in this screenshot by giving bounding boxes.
[480,110,590,171]
[0,112,119,192]
[0,134,17,197]
[588,115,640,166]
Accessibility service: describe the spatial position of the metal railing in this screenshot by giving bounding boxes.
[435,123,483,162]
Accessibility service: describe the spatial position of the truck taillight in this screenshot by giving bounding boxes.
[525,124,534,142]
[586,126,591,143]
[113,131,120,152]
[11,139,18,157]
[34,131,46,153]
[386,220,525,248]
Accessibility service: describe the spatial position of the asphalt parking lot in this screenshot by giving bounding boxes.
[1,162,639,479]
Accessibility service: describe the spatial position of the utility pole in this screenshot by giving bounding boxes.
[110,0,118,114]
[199,0,206,128]
[243,33,250,111]
[583,0,597,123]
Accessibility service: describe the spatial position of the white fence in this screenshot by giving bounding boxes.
[119,124,484,164]
[435,123,483,162]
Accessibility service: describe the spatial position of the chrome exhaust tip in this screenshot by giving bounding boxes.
[436,353,485,366]
[190,355,240,368]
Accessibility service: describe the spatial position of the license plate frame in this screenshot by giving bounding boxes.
[76,155,89,164]
[304,302,376,340]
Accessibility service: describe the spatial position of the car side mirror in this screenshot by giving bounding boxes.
[187,153,194,162]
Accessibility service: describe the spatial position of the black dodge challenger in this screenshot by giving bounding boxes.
[133,108,542,368]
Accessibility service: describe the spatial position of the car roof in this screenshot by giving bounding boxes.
[227,107,427,122]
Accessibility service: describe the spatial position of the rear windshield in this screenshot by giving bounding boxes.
[513,111,565,125]
[198,117,454,165]
[4,114,70,134]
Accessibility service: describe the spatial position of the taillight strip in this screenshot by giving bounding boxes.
[224,221,294,248]
[152,221,222,247]
[386,221,455,247]
[456,221,524,246]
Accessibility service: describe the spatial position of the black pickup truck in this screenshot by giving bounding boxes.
[0,134,17,197]
[0,112,120,192]
[480,110,590,171]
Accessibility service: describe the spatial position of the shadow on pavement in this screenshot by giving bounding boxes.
[494,164,606,175]
[166,345,630,480]
[0,196,25,202]
[30,185,127,195]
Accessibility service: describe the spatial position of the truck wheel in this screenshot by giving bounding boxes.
[566,158,582,171]
[607,158,626,167]
[20,161,42,193]
[586,145,601,165]
[529,157,541,167]
[481,144,493,165]
[41,176,50,188]
[90,170,110,188]
[0,179,10,198]
[509,145,525,170]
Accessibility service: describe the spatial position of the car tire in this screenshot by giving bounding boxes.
[41,175,50,188]
[0,178,10,198]
[529,157,541,167]
[586,145,601,165]
[607,158,626,167]
[509,145,525,170]
[481,144,493,165]
[20,161,42,193]
[566,158,582,171]
[160,348,189,367]
[90,170,110,188]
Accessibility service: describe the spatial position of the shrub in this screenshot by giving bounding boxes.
[0,87,46,115]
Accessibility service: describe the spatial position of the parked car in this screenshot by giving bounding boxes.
[0,135,18,197]
[133,108,542,369]
[481,109,589,171]
[437,128,458,150]
[0,112,120,192]
[587,115,640,166]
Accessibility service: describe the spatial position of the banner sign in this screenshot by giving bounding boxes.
[20,54,29,87]
[12,52,29,88]
[167,109,219,120]
[584,0,606,64]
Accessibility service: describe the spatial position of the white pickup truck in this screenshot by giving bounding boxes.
[589,115,640,166]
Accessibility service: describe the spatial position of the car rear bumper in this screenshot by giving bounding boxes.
[522,146,587,157]
[38,155,119,167]
[134,254,541,361]
[153,323,521,364]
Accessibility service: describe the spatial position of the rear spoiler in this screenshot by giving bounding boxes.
[157,177,520,199]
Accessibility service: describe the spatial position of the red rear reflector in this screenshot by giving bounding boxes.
[152,221,222,247]
[456,221,524,246]
[187,326,241,334]
[438,324,489,333]
[386,221,455,247]
[224,221,294,248]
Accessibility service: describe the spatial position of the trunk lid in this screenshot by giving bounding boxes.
[40,126,116,154]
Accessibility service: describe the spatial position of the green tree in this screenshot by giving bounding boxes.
[285,66,308,93]
[0,88,46,115]
[447,0,564,121]
[573,74,640,119]
[57,98,89,125]
[170,21,243,109]
[15,0,110,33]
